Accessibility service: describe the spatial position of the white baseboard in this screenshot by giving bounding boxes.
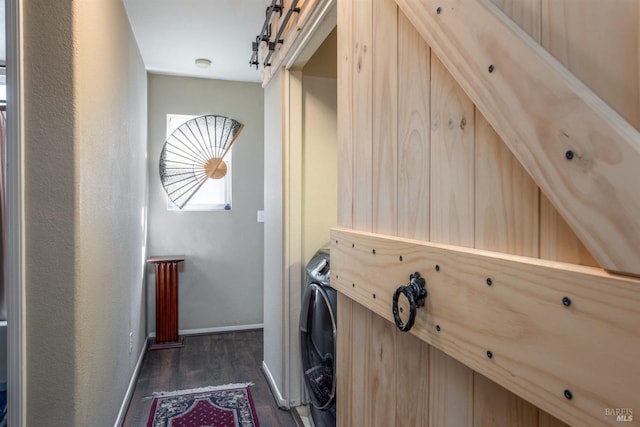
[148,323,264,337]
[261,360,288,409]
[114,335,149,427]
[294,405,314,427]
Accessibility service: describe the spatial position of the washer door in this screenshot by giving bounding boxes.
[300,283,337,409]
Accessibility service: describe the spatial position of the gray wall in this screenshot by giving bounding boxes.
[147,74,264,332]
[22,0,148,424]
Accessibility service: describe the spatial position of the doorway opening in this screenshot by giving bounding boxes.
[280,24,338,424]
[300,28,337,272]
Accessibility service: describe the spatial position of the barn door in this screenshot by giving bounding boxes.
[334,0,640,426]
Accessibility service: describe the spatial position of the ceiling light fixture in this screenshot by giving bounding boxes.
[195,58,212,68]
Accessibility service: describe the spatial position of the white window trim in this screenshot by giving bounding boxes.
[165,114,233,211]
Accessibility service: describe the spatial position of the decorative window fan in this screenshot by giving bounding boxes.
[159,115,244,209]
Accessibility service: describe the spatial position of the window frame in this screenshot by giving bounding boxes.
[165,113,233,211]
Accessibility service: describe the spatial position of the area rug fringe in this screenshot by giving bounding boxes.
[150,383,254,398]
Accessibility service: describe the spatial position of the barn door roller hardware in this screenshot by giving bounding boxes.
[392,272,427,332]
[249,0,301,68]
[263,0,301,66]
[250,0,283,68]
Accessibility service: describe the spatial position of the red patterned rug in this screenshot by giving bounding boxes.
[146,383,260,427]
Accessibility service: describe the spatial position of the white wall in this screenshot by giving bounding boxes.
[302,75,338,264]
[301,28,337,264]
[147,74,264,332]
[22,0,148,424]
[263,68,285,398]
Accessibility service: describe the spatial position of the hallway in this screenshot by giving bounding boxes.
[123,330,298,427]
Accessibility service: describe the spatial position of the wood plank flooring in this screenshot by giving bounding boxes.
[123,329,299,427]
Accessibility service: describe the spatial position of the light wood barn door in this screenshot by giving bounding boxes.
[335,0,640,426]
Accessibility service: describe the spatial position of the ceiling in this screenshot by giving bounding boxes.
[123,0,268,83]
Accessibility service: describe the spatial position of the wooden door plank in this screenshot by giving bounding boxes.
[372,0,398,236]
[428,347,473,427]
[474,113,539,425]
[396,11,431,427]
[429,51,475,427]
[396,332,429,427]
[539,411,570,427]
[393,0,640,276]
[539,194,598,267]
[330,227,640,427]
[474,113,539,257]
[366,311,397,426]
[336,293,353,427]
[474,374,539,427]
[337,0,353,228]
[429,54,475,248]
[489,0,540,40]
[397,11,431,241]
[352,0,374,231]
[534,4,639,420]
[336,2,355,426]
[537,0,639,269]
[349,300,371,425]
[493,0,596,270]
[540,0,640,129]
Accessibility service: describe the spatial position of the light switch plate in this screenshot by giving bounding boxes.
[257,210,265,223]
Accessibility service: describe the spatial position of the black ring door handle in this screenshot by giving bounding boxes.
[392,272,427,332]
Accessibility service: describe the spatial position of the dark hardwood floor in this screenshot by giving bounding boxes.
[123,329,299,427]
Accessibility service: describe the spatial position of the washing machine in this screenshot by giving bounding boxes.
[299,248,337,427]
